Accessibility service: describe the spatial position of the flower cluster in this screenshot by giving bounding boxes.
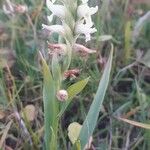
[42,0,98,42]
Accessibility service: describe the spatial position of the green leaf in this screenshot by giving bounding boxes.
[67,77,90,99]
[78,44,113,149]
[40,53,58,150]
[52,54,61,88]
[68,122,82,144]
[57,77,90,118]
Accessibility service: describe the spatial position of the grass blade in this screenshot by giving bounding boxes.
[124,21,132,64]
[40,53,58,150]
[0,121,12,148]
[117,117,150,129]
[78,44,113,149]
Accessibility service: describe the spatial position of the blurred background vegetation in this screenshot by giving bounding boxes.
[0,0,150,149]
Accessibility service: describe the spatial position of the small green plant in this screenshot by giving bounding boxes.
[40,0,113,149]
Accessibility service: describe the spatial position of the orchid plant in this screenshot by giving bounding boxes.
[40,0,113,149]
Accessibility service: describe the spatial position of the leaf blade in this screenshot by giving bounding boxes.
[52,54,61,88]
[79,44,113,149]
[57,77,90,118]
[40,53,57,149]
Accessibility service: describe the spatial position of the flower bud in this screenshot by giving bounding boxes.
[73,44,96,57]
[15,4,28,14]
[56,90,68,101]
[64,69,80,80]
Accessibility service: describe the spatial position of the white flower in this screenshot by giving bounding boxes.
[77,3,98,27]
[42,24,65,35]
[75,22,97,42]
[46,0,66,22]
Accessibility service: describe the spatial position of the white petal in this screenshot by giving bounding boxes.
[46,0,65,19]
[78,4,98,18]
[75,23,97,42]
[52,0,56,3]
[77,4,89,19]
[42,24,65,34]
[81,0,88,4]
[85,15,93,27]
[77,4,98,27]
[76,23,97,34]
[89,6,98,15]
[46,0,53,10]
[85,33,91,42]
[77,4,93,27]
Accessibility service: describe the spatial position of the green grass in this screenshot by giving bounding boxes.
[0,0,150,149]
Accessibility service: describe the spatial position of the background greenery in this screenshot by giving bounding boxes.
[0,0,150,149]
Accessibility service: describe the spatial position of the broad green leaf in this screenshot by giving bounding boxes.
[40,53,58,150]
[57,77,90,118]
[68,122,82,144]
[67,77,90,99]
[79,44,113,149]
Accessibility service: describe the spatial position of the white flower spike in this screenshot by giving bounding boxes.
[76,0,98,41]
[43,0,98,42]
